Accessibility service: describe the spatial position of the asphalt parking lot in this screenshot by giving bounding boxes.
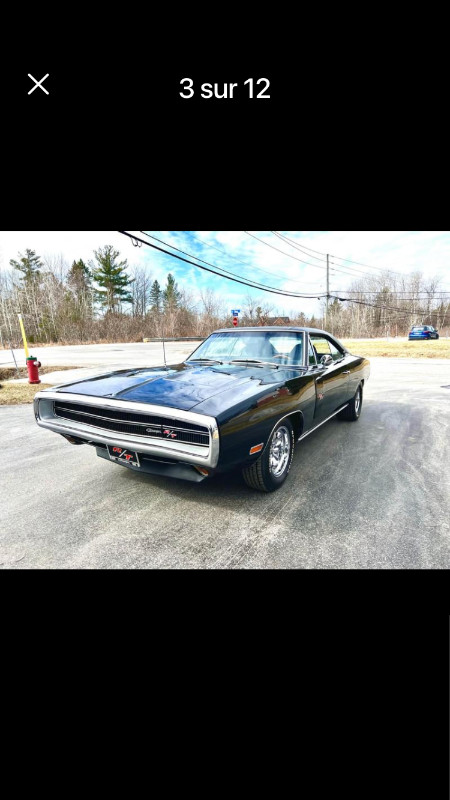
[1,356,449,568]
[0,340,200,373]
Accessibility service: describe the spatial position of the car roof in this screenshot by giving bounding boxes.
[212,326,331,335]
[206,326,349,353]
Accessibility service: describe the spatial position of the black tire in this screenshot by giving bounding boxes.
[339,384,363,421]
[436,334,439,340]
[242,419,295,492]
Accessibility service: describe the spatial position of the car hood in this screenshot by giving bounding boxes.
[54,362,283,411]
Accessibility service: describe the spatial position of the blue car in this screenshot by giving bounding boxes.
[408,325,439,340]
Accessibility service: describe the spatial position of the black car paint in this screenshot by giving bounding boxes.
[50,328,370,476]
[56,363,256,410]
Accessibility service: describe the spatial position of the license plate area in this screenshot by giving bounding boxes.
[107,446,140,467]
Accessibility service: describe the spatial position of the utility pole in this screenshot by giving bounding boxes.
[325,254,330,329]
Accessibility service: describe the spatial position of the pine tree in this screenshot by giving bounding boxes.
[10,249,43,284]
[67,259,92,299]
[91,245,133,313]
[66,259,93,326]
[163,273,181,310]
[150,280,162,312]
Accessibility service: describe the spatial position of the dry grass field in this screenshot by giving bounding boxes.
[0,383,52,405]
[341,339,450,359]
[0,366,77,405]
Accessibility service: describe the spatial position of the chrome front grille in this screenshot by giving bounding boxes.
[53,401,210,447]
[34,391,220,469]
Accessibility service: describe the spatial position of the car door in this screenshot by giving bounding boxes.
[310,335,351,422]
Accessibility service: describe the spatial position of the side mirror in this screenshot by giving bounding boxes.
[320,354,333,366]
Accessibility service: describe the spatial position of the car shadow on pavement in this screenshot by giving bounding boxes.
[109,395,443,518]
[112,416,356,510]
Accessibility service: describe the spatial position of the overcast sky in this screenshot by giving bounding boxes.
[1,230,449,318]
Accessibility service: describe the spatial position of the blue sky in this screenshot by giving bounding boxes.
[1,230,450,317]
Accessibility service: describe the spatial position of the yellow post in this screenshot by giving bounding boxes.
[17,313,30,359]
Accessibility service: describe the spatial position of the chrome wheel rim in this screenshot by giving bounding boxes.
[355,389,361,415]
[269,426,291,477]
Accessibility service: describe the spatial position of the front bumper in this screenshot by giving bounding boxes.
[95,446,210,481]
[34,391,220,469]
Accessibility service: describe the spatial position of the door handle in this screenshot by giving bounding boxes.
[342,371,351,374]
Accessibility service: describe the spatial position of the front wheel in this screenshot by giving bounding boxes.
[242,420,294,492]
[339,384,363,421]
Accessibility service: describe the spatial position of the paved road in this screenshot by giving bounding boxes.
[1,357,449,568]
[1,341,200,369]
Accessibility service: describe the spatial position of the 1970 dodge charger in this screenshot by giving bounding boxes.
[34,327,370,492]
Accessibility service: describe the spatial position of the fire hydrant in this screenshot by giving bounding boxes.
[26,356,41,384]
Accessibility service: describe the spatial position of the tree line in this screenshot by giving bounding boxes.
[325,271,450,338]
[0,245,448,347]
[0,245,204,345]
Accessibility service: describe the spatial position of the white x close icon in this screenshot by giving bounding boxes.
[28,74,49,95]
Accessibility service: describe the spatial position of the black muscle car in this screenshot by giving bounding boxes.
[34,327,370,492]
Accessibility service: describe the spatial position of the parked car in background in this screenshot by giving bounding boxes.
[408,325,439,340]
[34,327,370,493]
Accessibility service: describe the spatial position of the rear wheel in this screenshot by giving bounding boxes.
[242,420,294,492]
[339,384,363,421]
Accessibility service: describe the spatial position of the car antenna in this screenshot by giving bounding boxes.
[162,324,168,371]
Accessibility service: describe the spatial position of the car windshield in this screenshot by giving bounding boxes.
[187,331,304,365]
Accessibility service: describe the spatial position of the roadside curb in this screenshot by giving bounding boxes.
[143,337,204,343]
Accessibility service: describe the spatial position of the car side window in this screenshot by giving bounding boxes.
[311,336,344,363]
[308,340,317,365]
[311,337,331,357]
[328,341,344,362]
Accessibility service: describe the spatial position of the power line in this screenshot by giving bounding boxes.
[328,260,397,278]
[150,234,445,319]
[272,231,393,284]
[272,234,330,257]
[271,231,329,263]
[243,231,329,269]
[139,231,326,298]
[331,289,450,294]
[331,293,450,299]
[119,232,327,300]
[172,231,324,288]
[121,231,449,319]
[254,229,389,298]
[268,230,408,282]
[331,253,401,274]
[331,295,443,317]
[274,230,405,276]
[328,262,391,278]
[270,231,402,279]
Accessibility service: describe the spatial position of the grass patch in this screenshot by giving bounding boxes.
[341,339,450,358]
[0,383,52,405]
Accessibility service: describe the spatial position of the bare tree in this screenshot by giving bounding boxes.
[129,266,153,317]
